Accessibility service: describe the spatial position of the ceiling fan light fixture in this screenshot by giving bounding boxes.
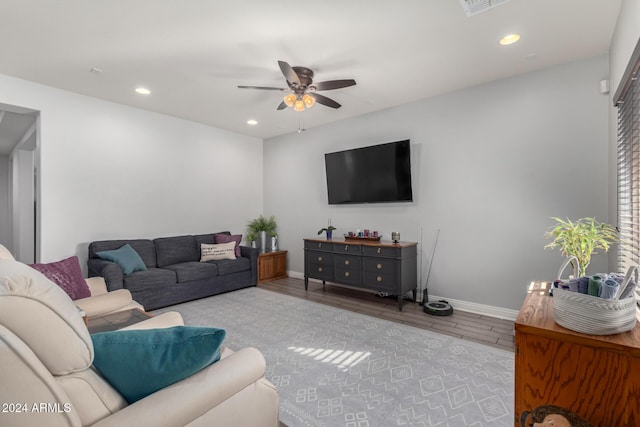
[284,93,296,107]
[302,94,316,108]
[294,98,305,112]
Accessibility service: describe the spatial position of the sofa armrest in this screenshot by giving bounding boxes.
[119,311,184,330]
[85,276,108,296]
[240,245,258,286]
[75,289,137,318]
[91,347,277,427]
[87,259,124,291]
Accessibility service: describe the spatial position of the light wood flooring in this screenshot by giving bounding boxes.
[258,277,515,352]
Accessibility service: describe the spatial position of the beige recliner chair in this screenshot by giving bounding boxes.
[0,257,279,427]
[0,245,141,318]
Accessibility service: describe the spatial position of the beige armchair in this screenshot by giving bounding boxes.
[0,244,142,318]
[0,257,279,427]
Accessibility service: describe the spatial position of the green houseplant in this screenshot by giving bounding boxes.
[544,217,618,277]
[247,215,277,251]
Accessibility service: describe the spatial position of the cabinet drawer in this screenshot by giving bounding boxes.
[334,243,361,254]
[363,258,397,275]
[362,245,400,257]
[334,254,361,269]
[305,240,333,251]
[335,267,361,285]
[308,262,335,280]
[363,271,396,292]
[307,251,334,266]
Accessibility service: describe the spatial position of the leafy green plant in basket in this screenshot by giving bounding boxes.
[544,217,618,277]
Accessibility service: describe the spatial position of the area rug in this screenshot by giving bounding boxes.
[153,288,514,426]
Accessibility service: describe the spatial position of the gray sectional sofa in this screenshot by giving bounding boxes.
[87,232,258,310]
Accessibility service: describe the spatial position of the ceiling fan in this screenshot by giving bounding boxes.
[238,61,356,111]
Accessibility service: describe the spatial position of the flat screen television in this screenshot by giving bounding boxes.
[324,140,413,204]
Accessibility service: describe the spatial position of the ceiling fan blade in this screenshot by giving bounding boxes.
[277,101,287,110]
[312,93,341,109]
[312,79,357,91]
[238,85,287,91]
[278,61,301,85]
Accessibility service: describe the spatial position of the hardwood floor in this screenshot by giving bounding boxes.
[258,277,515,352]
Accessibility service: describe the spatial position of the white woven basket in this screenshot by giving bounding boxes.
[552,260,638,335]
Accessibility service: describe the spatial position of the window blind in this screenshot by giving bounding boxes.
[616,46,640,278]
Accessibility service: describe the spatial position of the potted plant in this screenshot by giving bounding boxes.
[544,217,618,277]
[247,215,277,252]
[317,219,336,240]
[245,231,258,248]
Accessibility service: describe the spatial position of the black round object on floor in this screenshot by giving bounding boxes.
[424,300,453,316]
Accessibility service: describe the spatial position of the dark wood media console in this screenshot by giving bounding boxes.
[303,237,417,310]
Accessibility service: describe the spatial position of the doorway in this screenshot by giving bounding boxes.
[0,103,39,263]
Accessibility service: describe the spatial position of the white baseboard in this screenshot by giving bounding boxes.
[287,270,518,321]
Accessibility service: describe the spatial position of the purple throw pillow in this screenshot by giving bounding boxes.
[213,234,242,257]
[29,256,91,300]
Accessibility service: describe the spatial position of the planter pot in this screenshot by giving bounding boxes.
[326,230,333,240]
[259,231,267,252]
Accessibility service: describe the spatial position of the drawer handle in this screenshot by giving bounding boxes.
[318,256,323,262]
[345,272,350,277]
[344,259,350,266]
[345,245,349,251]
[377,248,382,254]
[377,263,382,270]
[318,243,322,248]
[376,276,382,282]
[318,267,323,273]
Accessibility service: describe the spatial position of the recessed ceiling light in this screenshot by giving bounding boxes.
[135,87,151,95]
[499,34,521,46]
[247,119,258,126]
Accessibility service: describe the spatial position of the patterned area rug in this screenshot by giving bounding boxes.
[153,288,514,427]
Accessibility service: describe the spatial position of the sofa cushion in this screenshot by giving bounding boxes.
[194,231,230,249]
[91,326,226,403]
[29,256,91,300]
[96,244,147,275]
[200,242,236,261]
[123,268,177,291]
[214,233,242,257]
[164,262,218,283]
[90,240,157,268]
[205,257,251,276]
[154,235,198,268]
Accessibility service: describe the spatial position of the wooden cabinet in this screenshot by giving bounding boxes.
[258,250,287,283]
[303,238,417,310]
[514,282,640,426]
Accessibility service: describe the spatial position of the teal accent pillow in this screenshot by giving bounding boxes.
[95,244,147,275]
[91,326,225,403]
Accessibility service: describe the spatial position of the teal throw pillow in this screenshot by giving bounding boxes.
[91,326,225,403]
[95,244,147,275]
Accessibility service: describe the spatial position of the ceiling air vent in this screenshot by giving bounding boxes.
[459,0,512,16]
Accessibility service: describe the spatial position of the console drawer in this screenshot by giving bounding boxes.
[308,262,335,281]
[363,258,397,275]
[335,243,361,254]
[362,271,396,292]
[362,245,400,258]
[305,240,333,251]
[334,267,361,285]
[307,251,334,266]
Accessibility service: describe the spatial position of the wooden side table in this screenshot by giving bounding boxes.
[514,281,640,426]
[258,250,288,283]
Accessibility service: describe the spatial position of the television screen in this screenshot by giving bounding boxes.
[324,140,413,204]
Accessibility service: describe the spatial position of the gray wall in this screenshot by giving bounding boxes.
[0,73,264,266]
[264,55,610,311]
